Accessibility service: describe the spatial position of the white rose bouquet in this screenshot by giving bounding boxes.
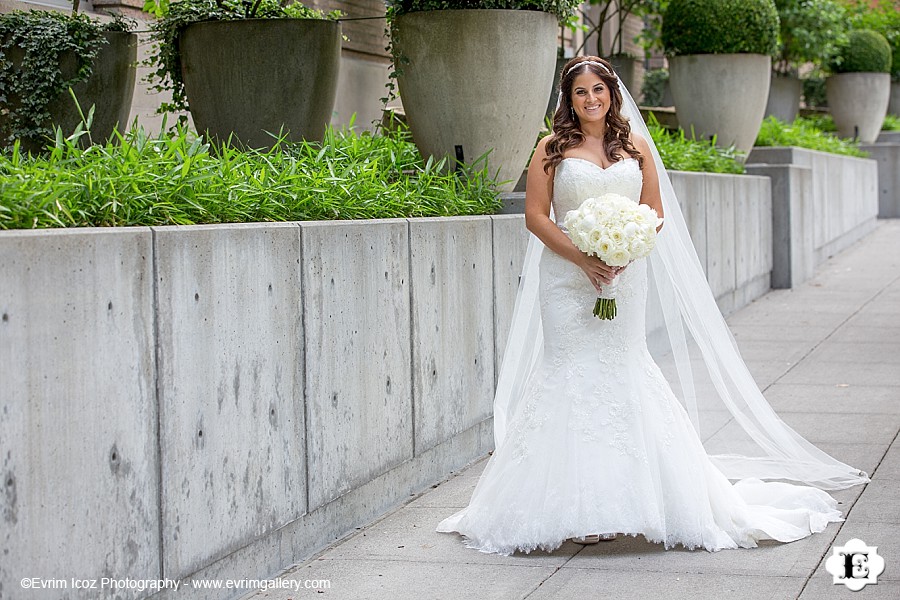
[563,193,663,319]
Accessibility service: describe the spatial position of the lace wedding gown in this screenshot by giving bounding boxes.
[436,156,844,555]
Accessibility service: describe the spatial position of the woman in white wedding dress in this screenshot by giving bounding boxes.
[436,57,868,556]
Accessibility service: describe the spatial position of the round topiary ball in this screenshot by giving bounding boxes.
[832,29,892,74]
[662,0,780,57]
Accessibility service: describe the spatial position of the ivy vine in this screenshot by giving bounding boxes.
[0,10,133,146]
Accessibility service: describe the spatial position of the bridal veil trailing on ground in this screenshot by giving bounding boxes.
[493,69,869,492]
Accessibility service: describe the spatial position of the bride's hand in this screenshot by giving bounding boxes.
[579,255,617,292]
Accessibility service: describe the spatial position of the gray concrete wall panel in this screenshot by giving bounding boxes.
[747,146,878,285]
[300,220,413,511]
[862,142,900,218]
[153,223,306,580]
[670,172,708,273]
[746,164,815,289]
[0,228,159,599]
[490,215,530,387]
[409,217,495,454]
[704,174,737,311]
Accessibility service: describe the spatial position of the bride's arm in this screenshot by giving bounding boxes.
[631,133,665,232]
[524,137,618,287]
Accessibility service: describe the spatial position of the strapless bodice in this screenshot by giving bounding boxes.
[552,157,643,225]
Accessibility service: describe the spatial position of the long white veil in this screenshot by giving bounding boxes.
[492,62,869,491]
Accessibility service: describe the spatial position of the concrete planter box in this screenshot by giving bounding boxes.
[393,10,557,191]
[0,31,137,152]
[860,139,900,218]
[180,19,341,148]
[747,146,879,287]
[669,53,771,157]
[765,73,801,123]
[826,72,891,143]
[0,216,529,597]
[889,80,900,117]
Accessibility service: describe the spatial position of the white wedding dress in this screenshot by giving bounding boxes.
[436,156,844,555]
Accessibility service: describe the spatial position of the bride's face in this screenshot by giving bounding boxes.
[570,71,611,124]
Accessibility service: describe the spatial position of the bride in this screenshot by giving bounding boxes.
[436,56,869,555]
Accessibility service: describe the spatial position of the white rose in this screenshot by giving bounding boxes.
[609,249,630,266]
[609,228,625,244]
[597,238,612,256]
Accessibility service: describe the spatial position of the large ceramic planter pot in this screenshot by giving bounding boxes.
[826,72,890,143]
[545,56,569,121]
[669,53,771,158]
[888,80,900,117]
[393,10,557,191]
[764,73,801,123]
[179,19,340,148]
[607,54,641,101]
[1,31,137,152]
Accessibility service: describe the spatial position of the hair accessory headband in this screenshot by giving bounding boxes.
[564,60,614,78]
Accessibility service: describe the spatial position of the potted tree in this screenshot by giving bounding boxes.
[843,0,900,117]
[387,0,580,191]
[144,0,342,148]
[661,0,780,158]
[766,0,847,123]
[0,9,137,152]
[826,29,892,143]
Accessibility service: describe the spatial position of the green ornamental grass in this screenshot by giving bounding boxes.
[645,113,745,174]
[0,118,502,230]
[883,114,900,132]
[754,116,867,157]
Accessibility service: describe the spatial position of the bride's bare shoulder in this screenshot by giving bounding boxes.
[629,131,649,151]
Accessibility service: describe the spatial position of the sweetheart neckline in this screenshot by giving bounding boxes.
[560,156,636,172]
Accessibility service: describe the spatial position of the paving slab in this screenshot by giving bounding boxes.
[273,558,559,599]
[525,569,808,600]
[845,479,900,524]
[764,383,900,415]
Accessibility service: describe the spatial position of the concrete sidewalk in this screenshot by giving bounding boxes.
[248,221,900,600]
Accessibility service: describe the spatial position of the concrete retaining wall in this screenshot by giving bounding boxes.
[0,217,527,600]
[860,141,900,218]
[0,228,159,600]
[1,166,809,599]
[747,147,879,288]
[669,171,773,315]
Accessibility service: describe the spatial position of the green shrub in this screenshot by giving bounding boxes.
[846,0,900,80]
[802,75,828,108]
[755,116,867,156]
[831,29,892,73]
[800,113,836,132]
[641,68,670,106]
[883,114,900,131]
[0,121,502,229]
[662,0,780,57]
[773,0,847,75]
[645,113,745,173]
[384,0,581,22]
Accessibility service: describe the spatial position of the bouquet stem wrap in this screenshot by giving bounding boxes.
[593,278,619,319]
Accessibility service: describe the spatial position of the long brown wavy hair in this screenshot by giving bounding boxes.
[543,56,644,174]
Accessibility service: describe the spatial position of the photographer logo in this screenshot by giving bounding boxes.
[825,538,885,591]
